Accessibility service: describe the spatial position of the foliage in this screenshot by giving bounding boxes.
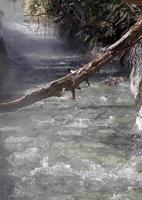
[26,0,138,48]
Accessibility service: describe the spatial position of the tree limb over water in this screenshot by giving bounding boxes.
[0,16,142,112]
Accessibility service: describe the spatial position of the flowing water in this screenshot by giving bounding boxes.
[0,2,142,200]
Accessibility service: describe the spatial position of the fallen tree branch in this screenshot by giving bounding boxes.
[0,16,142,112]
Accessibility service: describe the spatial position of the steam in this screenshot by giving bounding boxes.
[0,0,24,28]
[0,0,63,96]
[0,0,25,96]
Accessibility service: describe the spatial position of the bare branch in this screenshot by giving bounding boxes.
[0,16,142,112]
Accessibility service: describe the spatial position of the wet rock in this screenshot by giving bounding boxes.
[130,42,142,131]
[136,107,142,131]
[104,76,126,86]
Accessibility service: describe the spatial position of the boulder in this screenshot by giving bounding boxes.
[130,42,142,131]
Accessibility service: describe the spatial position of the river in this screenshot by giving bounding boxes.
[0,1,142,200]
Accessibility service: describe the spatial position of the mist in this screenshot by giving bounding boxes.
[0,0,68,97]
[0,0,24,27]
[0,0,25,96]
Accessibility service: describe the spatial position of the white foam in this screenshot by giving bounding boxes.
[136,107,142,131]
[29,155,142,191]
[0,126,21,132]
[9,147,39,167]
[66,118,91,128]
[99,96,108,103]
[31,158,74,177]
[32,118,55,126]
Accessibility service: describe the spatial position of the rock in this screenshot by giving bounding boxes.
[104,76,125,86]
[136,107,142,130]
[130,42,142,131]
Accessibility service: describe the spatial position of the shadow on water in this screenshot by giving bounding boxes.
[107,134,142,157]
[0,36,10,94]
[0,131,15,200]
[0,37,15,200]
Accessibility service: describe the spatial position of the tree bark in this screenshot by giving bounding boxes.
[0,16,142,112]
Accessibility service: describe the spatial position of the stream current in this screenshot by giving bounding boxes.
[0,2,142,200]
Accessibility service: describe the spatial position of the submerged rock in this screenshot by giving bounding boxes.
[104,76,126,86]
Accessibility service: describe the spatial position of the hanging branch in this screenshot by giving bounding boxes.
[0,16,142,112]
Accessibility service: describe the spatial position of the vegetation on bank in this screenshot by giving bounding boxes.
[25,0,140,49]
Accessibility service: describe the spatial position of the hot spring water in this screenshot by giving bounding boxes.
[0,1,142,200]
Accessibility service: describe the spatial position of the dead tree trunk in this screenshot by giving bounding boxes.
[0,16,142,112]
